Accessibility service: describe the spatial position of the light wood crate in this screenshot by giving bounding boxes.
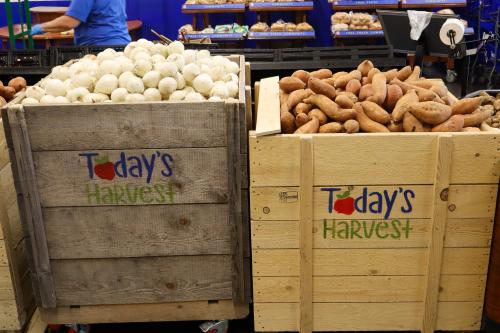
[250,81,500,332]
[0,120,35,331]
[2,56,252,324]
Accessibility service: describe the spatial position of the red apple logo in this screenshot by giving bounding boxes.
[94,155,115,181]
[334,190,355,215]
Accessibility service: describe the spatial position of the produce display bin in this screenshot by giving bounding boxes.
[250,82,499,332]
[0,120,35,330]
[1,56,251,324]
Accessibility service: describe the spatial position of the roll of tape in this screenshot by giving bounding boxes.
[440,18,465,45]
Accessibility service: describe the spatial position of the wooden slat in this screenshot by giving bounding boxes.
[0,164,16,210]
[44,205,231,259]
[34,148,228,207]
[249,133,500,187]
[24,103,228,151]
[250,185,498,221]
[0,300,22,330]
[252,248,490,276]
[253,275,487,303]
[0,267,15,301]
[422,135,453,333]
[51,255,233,306]
[25,309,47,333]
[251,218,493,249]
[226,102,244,304]
[254,301,483,331]
[255,77,280,137]
[0,122,9,170]
[40,299,249,324]
[7,106,56,308]
[299,136,313,333]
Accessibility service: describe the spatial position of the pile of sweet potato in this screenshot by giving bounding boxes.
[279,61,497,134]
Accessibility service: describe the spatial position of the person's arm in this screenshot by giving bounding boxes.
[36,15,81,33]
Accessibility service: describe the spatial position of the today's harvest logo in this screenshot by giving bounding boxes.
[79,152,176,205]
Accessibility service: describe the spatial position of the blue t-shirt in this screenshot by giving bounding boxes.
[66,0,131,46]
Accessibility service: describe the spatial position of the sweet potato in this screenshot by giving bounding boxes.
[366,68,380,83]
[332,71,348,80]
[337,91,358,103]
[295,112,310,128]
[451,96,484,115]
[295,117,319,134]
[409,101,452,125]
[8,77,27,92]
[403,112,426,132]
[354,103,390,133]
[292,70,310,84]
[346,79,362,96]
[295,103,313,115]
[319,122,343,133]
[280,90,289,113]
[463,107,494,127]
[335,94,354,109]
[383,69,399,82]
[387,120,403,132]
[280,111,296,134]
[357,60,374,76]
[361,77,369,86]
[390,79,437,102]
[405,66,421,81]
[279,76,306,93]
[432,115,465,132]
[358,84,373,101]
[343,119,360,133]
[287,89,314,110]
[462,127,481,132]
[392,89,419,122]
[308,77,336,99]
[367,73,387,105]
[335,70,362,89]
[396,66,412,81]
[429,84,448,98]
[309,109,328,125]
[304,94,355,122]
[310,69,333,79]
[361,101,390,124]
[481,121,500,132]
[384,84,403,111]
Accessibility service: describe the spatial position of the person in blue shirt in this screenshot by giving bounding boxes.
[30,0,131,46]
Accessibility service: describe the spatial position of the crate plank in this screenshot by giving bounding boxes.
[253,275,486,302]
[0,267,15,301]
[40,299,249,324]
[250,185,498,221]
[251,218,493,249]
[255,77,280,137]
[253,301,482,331]
[252,248,490,276]
[249,133,500,187]
[0,165,16,209]
[0,300,21,330]
[24,103,228,151]
[33,148,228,207]
[422,135,453,333]
[44,205,231,259]
[52,255,233,306]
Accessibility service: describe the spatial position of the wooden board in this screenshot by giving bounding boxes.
[254,302,483,331]
[250,185,498,221]
[24,103,229,151]
[251,218,494,249]
[255,77,280,137]
[252,248,490,276]
[51,255,232,306]
[249,133,500,186]
[44,205,231,259]
[34,148,228,207]
[40,299,249,324]
[253,275,487,303]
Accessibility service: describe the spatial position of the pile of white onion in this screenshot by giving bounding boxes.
[21,39,240,105]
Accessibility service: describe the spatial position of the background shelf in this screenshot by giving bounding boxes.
[182,3,246,13]
[248,1,314,11]
[248,31,316,40]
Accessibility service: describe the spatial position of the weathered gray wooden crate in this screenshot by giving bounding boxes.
[1,56,251,324]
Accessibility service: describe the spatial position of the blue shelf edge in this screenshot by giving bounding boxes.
[183,3,246,10]
[249,1,314,8]
[332,0,398,6]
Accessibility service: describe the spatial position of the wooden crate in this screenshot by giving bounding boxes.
[2,56,251,324]
[0,120,35,331]
[250,80,500,332]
